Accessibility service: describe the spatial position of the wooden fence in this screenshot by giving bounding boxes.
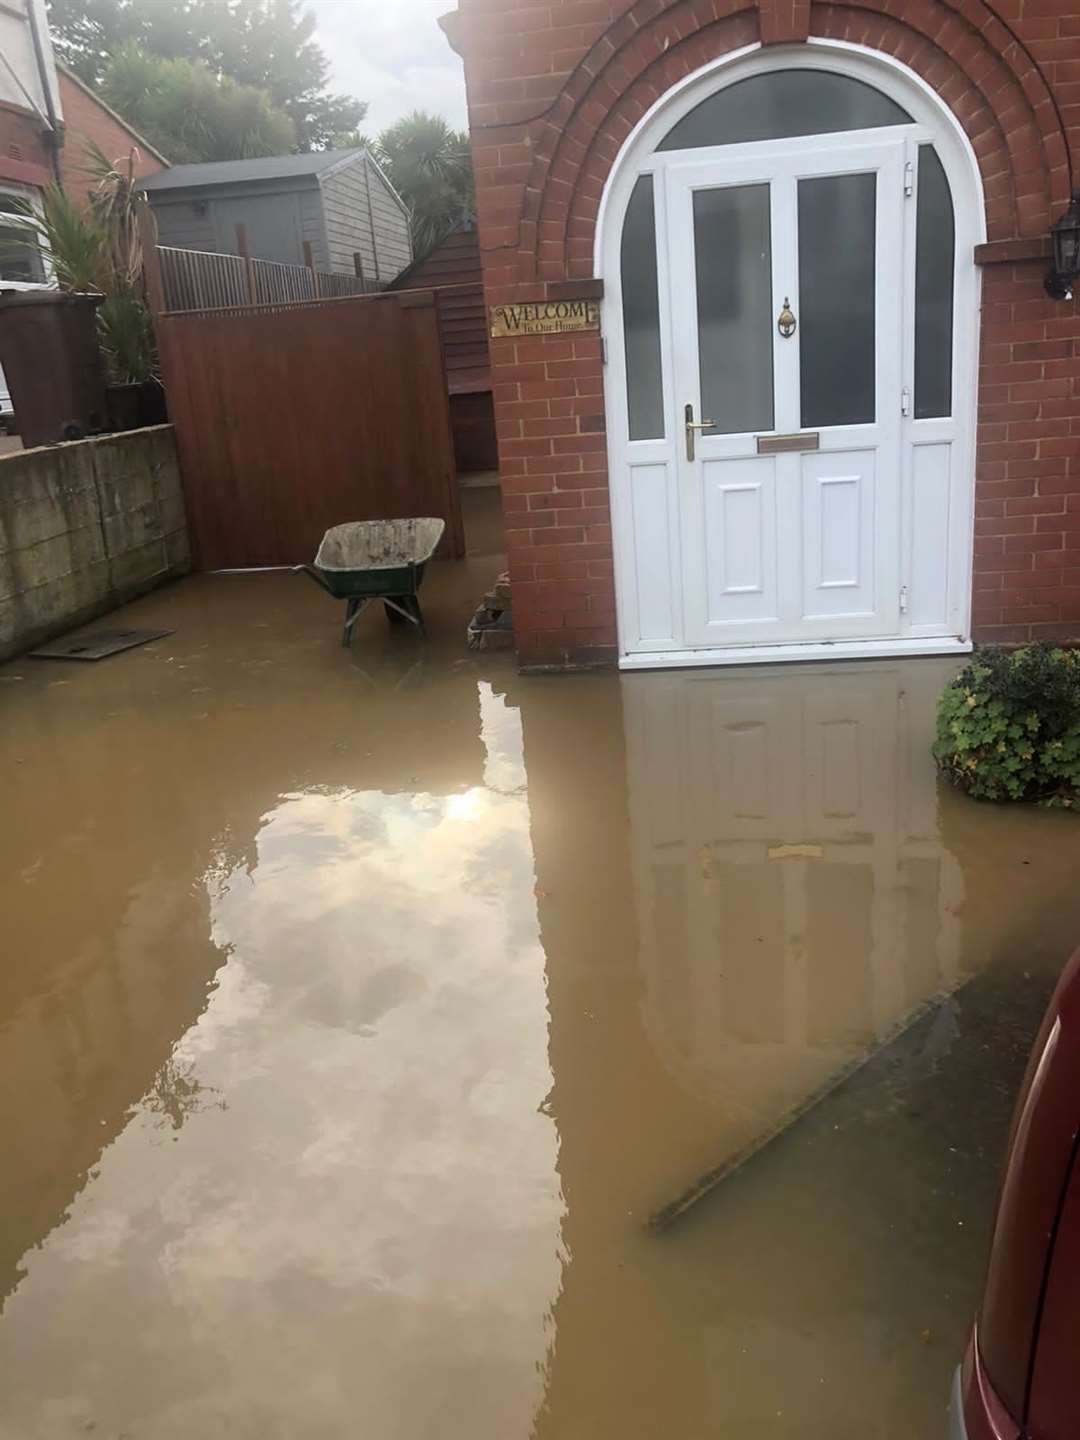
[158,244,378,314]
[146,231,464,571]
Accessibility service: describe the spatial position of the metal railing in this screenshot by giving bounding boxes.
[159,247,248,312]
[316,269,378,301]
[157,245,379,314]
[252,256,317,305]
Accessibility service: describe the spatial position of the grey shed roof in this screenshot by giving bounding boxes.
[142,149,365,193]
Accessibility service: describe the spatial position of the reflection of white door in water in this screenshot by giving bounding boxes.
[621,663,965,1142]
[601,49,982,669]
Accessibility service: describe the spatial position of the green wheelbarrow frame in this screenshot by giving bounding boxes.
[299,562,430,646]
[300,517,446,647]
[213,518,446,648]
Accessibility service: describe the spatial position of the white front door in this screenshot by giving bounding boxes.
[666,134,906,650]
[603,56,982,670]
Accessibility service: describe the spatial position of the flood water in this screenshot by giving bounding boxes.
[3,490,1080,1439]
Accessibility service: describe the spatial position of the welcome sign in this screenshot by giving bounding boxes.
[490,299,601,339]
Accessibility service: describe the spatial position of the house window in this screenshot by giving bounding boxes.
[657,70,912,151]
[914,145,955,419]
[0,193,46,284]
[621,176,665,441]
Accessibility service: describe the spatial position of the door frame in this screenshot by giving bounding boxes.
[596,40,985,671]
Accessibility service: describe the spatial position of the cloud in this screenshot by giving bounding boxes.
[307,0,467,138]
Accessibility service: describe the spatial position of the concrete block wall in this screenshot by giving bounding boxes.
[0,425,190,661]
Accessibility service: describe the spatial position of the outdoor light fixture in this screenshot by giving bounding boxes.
[1046,190,1080,300]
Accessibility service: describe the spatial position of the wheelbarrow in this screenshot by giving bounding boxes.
[215,517,445,647]
[302,518,445,647]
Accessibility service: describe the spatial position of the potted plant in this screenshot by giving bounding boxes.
[9,145,164,432]
[85,144,165,430]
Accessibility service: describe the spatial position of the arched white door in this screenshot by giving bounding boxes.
[598,44,983,669]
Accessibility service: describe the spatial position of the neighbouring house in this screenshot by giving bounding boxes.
[390,217,497,474]
[56,64,168,200]
[0,0,61,416]
[443,1,1080,671]
[143,149,412,286]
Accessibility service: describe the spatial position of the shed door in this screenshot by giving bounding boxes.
[664,133,907,649]
[213,193,304,266]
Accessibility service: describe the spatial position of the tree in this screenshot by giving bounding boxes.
[374,112,474,260]
[46,0,365,151]
[100,43,296,163]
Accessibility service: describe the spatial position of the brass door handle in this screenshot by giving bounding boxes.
[684,403,716,462]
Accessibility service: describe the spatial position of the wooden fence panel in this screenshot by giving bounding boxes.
[157,291,464,570]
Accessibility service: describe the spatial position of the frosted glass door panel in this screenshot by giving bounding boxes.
[798,172,877,428]
[693,183,774,435]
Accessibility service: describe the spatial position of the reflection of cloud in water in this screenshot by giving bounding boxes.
[0,688,563,1439]
[480,681,528,795]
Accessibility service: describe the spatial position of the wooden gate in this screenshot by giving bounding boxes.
[150,246,464,570]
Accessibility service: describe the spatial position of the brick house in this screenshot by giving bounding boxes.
[443,0,1080,671]
[0,0,61,275]
[56,65,168,201]
[0,10,165,414]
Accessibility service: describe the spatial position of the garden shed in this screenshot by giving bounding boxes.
[143,148,412,287]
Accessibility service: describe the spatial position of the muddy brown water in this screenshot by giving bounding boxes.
[2,490,1080,1439]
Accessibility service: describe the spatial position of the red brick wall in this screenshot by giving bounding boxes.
[0,100,53,190]
[450,0,1080,665]
[57,70,166,203]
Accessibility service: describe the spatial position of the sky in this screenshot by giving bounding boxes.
[307,0,468,139]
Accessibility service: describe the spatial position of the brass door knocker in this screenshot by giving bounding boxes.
[777,298,797,338]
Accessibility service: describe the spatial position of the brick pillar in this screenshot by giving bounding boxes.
[488,286,615,671]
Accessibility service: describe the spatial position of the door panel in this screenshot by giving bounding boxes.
[797,171,878,428]
[701,457,778,624]
[665,134,906,649]
[628,461,678,642]
[800,450,876,619]
[693,182,774,434]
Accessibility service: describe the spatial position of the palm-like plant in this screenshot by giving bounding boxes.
[374,111,474,260]
[83,140,147,288]
[29,188,108,292]
[8,148,158,385]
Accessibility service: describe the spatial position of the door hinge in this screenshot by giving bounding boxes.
[900,585,910,614]
[901,386,912,417]
[601,336,609,366]
[904,161,914,197]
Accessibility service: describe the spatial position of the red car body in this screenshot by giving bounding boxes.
[953,946,1080,1440]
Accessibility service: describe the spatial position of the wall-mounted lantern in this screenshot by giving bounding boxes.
[1045,191,1080,300]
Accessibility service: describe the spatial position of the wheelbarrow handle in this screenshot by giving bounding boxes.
[296,564,335,595]
[211,564,337,597]
[210,565,309,575]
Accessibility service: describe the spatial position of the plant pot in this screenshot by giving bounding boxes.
[107,379,168,432]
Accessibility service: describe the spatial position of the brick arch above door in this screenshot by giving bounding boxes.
[463,0,1070,284]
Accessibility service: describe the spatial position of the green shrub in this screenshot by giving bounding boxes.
[934,645,1080,806]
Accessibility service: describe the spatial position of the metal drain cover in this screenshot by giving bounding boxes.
[30,628,174,661]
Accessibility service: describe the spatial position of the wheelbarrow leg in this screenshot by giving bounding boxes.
[382,596,426,638]
[342,596,369,647]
